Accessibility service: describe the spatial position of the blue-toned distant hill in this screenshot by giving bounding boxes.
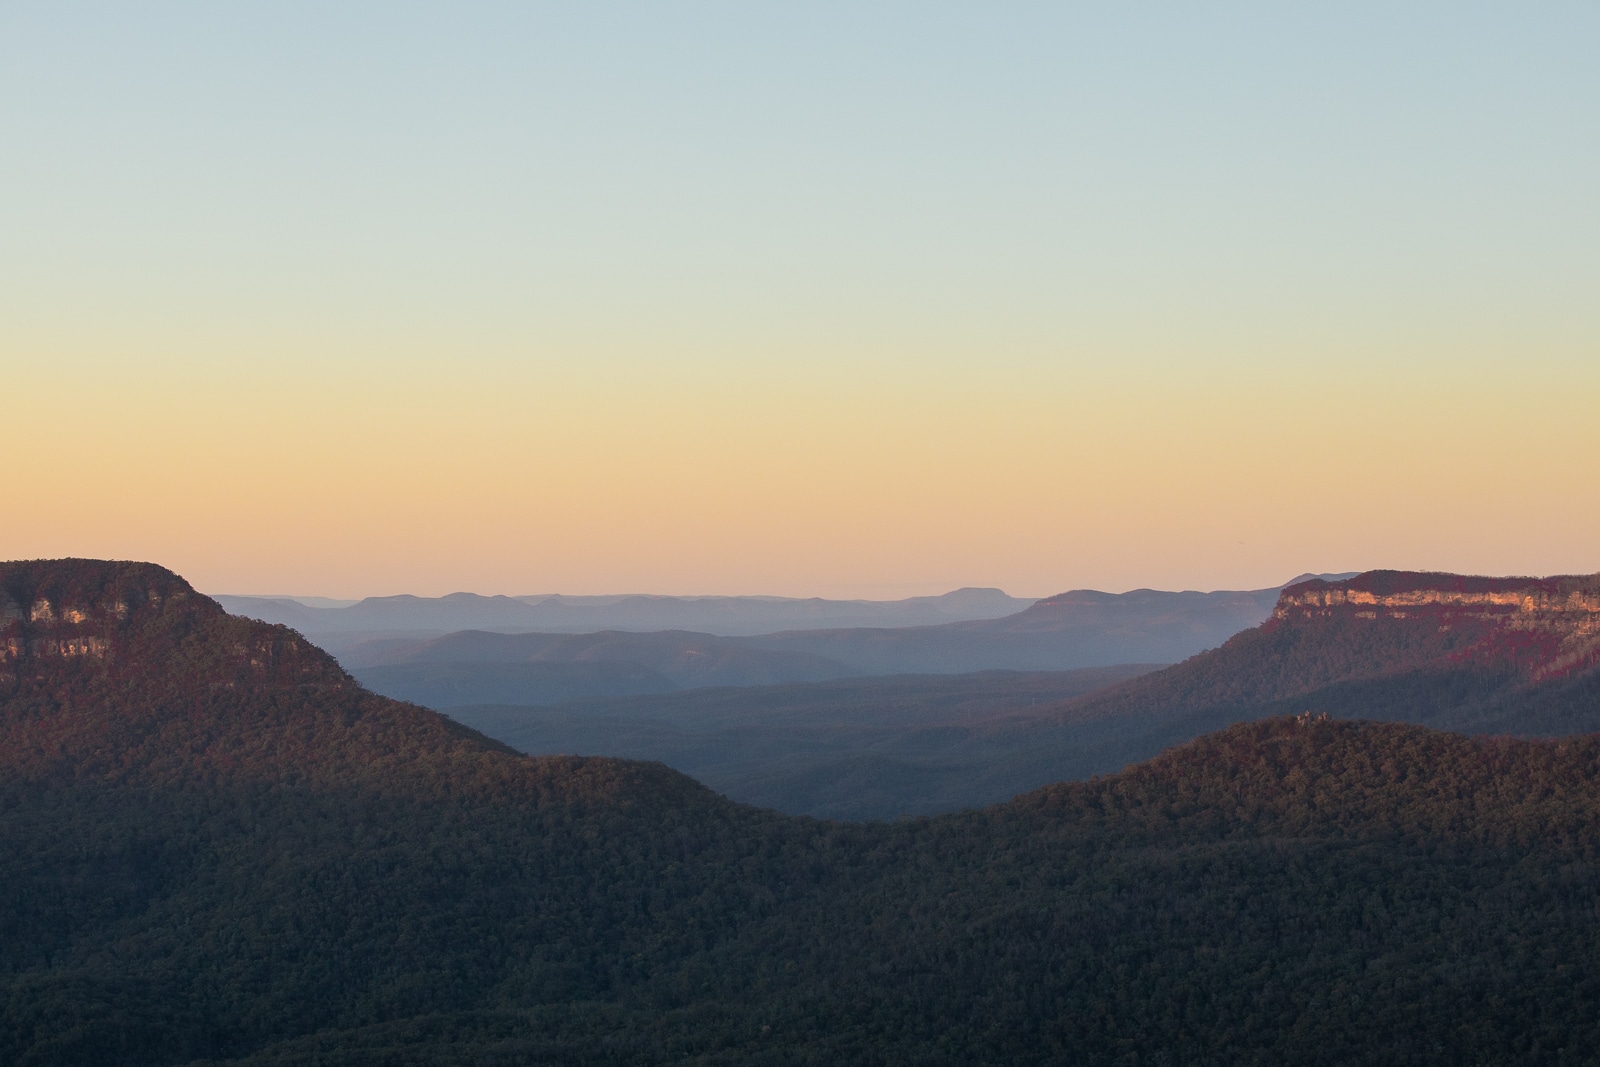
[740,582,1321,674]
[328,579,1345,710]
[214,586,1033,641]
[350,629,865,707]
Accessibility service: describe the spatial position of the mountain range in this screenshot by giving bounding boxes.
[446,569,1600,818]
[4,558,1600,1063]
[317,579,1338,710]
[214,586,1034,643]
[739,583,1300,673]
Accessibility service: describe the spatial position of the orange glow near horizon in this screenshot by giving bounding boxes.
[8,331,1597,600]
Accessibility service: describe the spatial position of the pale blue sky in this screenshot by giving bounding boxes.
[7,3,1596,365]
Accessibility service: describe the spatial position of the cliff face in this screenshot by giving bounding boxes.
[1,559,199,666]
[0,559,708,807]
[1276,571,1600,620]
[0,558,214,624]
[1024,568,1600,769]
[1273,571,1600,680]
[0,561,381,788]
[0,558,345,693]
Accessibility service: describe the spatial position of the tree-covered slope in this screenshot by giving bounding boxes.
[1053,569,1600,730]
[955,569,1600,800]
[422,570,1600,820]
[5,560,1600,1064]
[444,665,1159,820]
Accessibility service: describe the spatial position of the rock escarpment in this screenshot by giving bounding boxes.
[0,558,345,692]
[1275,571,1600,680]
[1020,568,1600,766]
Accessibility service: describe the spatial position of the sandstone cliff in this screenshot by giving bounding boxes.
[1275,571,1600,680]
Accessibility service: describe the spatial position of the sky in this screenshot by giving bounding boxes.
[4,3,1597,598]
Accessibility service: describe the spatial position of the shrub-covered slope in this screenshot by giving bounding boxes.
[4,560,1600,1065]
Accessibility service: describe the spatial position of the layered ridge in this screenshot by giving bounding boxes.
[1276,570,1600,679]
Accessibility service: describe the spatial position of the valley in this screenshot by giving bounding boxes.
[279,569,1600,821]
[3,559,1599,1064]
[445,665,1159,820]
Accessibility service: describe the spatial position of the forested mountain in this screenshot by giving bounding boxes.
[788,569,1600,811]
[989,569,1600,784]
[5,559,1600,1064]
[443,571,1600,818]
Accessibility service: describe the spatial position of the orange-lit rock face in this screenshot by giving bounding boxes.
[1277,586,1600,616]
[1272,572,1600,680]
[1,560,351,695]
[6,598,116,661]
[24,600,95,626]
[1,562,207,678]
[9,600,125,663]
[27,636,112,658]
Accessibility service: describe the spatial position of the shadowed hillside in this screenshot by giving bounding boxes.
[347,628,861,707]
[6,559,1600,1064]
[444,665,1160,820]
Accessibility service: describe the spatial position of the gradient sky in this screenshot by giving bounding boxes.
[4,3,1597,598]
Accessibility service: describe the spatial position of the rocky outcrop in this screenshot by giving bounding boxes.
[1277,572,1600,618]
[1274,571,1600,679]
[0,558,346,691]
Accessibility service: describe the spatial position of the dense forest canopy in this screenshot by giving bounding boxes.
[3,560,1599,1064]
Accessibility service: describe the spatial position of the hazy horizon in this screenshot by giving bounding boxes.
[2,555,1377,601]
[218,569,1370,603]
